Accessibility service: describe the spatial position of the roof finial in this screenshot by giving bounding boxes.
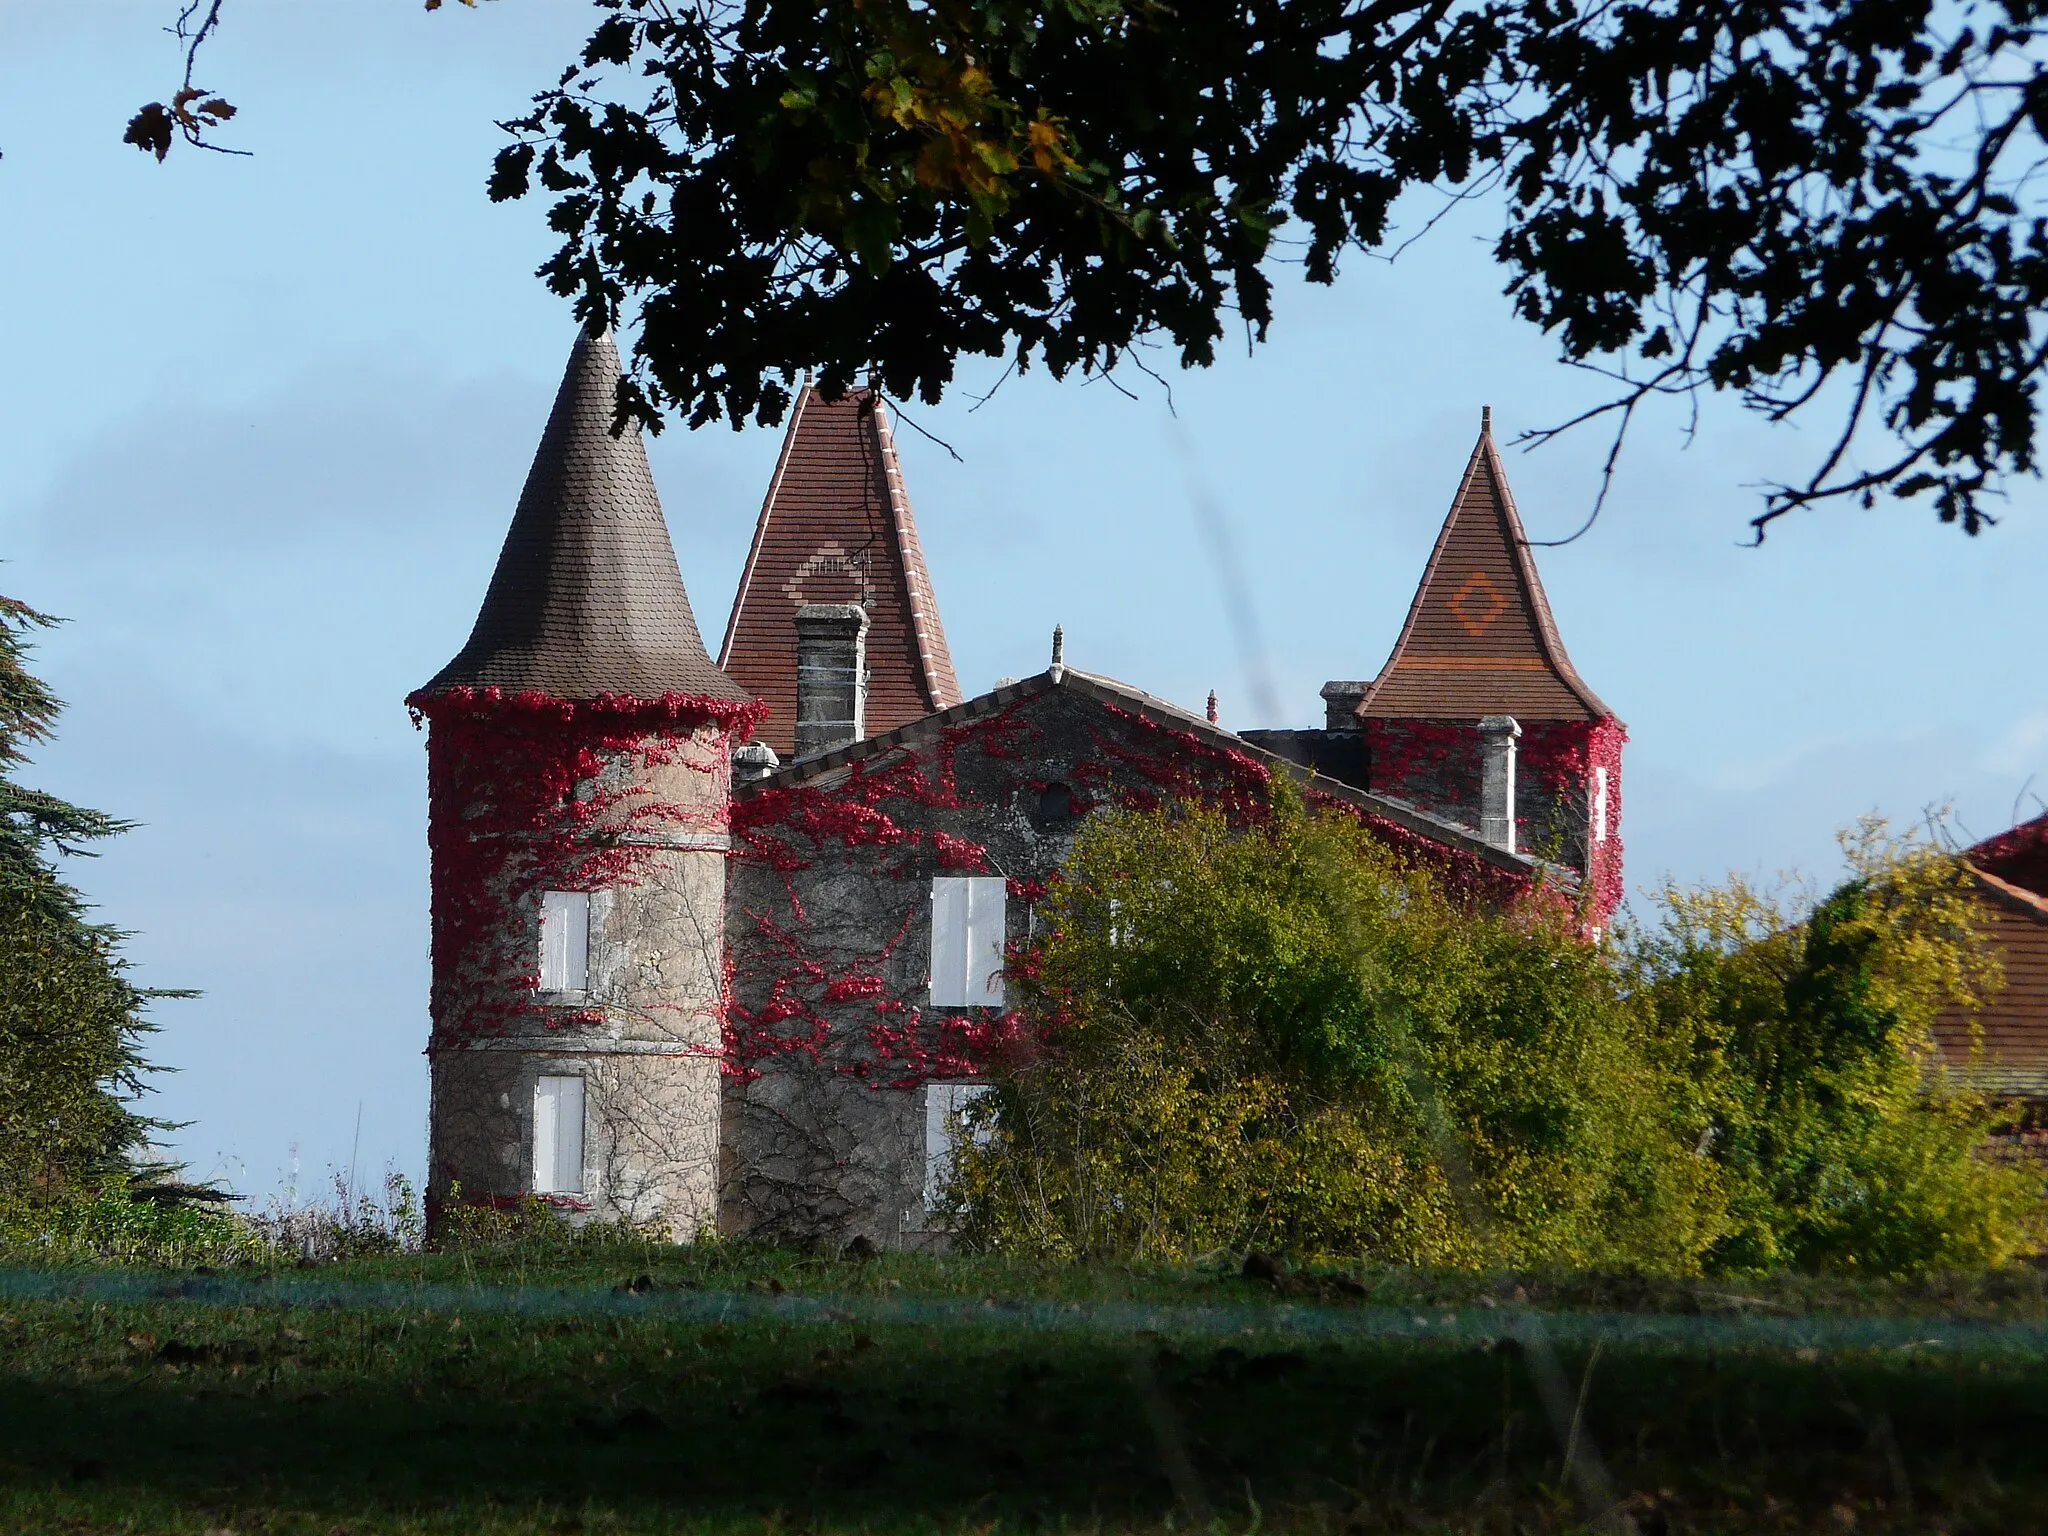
[1206,689,1219,724]
[1482,404,1493,435]
[1048,624,1065,684]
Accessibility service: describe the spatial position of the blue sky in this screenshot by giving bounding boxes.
[3,3,2043,1198]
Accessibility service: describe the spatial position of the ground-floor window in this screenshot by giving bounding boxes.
[533,1073,586,1195]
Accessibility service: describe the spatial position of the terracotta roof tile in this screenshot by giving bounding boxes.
[718,386,962,757]
[416,328,747,703]
[1358,416,1610,722]
[1965,811,2048,898]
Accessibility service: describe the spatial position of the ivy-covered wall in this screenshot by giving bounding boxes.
[1360,715,1625,926]
[412,687,761,1238]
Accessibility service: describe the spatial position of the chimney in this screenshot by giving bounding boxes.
[1478,715,1520,853]
[793,604,869,760]
[731,740,781,784]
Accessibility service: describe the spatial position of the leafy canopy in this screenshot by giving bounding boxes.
[474,0,2048,536]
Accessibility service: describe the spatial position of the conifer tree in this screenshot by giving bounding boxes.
[0,598,164,1200]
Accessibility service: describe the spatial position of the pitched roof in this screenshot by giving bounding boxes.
[1354,414,1610,722]
[718,385,962,756]
[416,329,748,704]
[1965,811,2048,898]
[741,663,1559,886]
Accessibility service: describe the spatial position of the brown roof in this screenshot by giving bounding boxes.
[718,385,962,756]
[416,328,748,703]
[1356,415,1610,722]
[1934,862,2048,1097]
[1965,811,2048,898]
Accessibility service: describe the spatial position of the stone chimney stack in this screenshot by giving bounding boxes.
[793,604,869,760]
[1478,715,1521,853]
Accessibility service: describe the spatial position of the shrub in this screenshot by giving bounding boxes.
[1624,816,2045,1273]
[0,1183,275,1268]
[954,793,2042,1275]
[954,785,1722,1270]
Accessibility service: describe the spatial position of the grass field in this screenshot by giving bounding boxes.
[1,1246,2045,1534]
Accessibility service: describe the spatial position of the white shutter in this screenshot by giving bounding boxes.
[964,877,1007,1005]
[539,891,590,992]
[1592,767,1609,846]
[534,1074,585,1194]
[930,877,971,1005]
[931,876,1006,1005]
[924,1082,995,1212]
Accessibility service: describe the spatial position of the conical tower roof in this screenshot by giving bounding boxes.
[417,328,749,704]
[719,384,962,756]
[1356,412,1609,721]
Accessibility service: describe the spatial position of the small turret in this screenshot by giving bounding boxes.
[1330,410,1625,919]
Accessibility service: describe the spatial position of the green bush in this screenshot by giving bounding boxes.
[954,791,2042,1275]
[0,1184,275,1269]
[1627,817,2044,1273]
[954,785,1720,1270]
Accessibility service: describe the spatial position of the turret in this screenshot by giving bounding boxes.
[1329,410,1625,923]
[408,329,759,1235]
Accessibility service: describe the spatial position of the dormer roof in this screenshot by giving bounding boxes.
[1354,415,1610,722]
[415,328,748,705]
[719,384,962,757]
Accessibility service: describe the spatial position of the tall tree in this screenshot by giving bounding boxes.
[0,601,167,1200]
[132,1,2048,536]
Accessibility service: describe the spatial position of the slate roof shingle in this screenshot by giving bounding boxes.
[416,328,749,704]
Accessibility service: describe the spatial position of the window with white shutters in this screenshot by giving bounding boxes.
[539,890,591,993]
[1591,767,1610,846]
[929,876,1007,1006]
[924,1082,995,1212]
[532,1074,586,1195]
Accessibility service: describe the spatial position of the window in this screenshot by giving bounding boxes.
[924,1082,994,1212]
[532,1074,585,1195]
[1591,767,1609,846]
[929,876,1007,1006]
[539,890,590,993]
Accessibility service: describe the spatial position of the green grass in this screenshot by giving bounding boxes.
[0,1247,2045,1534]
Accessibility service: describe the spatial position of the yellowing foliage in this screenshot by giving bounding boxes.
[952,793,2042,1275]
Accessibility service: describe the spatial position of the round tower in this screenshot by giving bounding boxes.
[409,329,760,1236]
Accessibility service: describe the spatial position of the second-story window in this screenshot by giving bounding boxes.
[930,876,1007,1006]
[539,890,591,993]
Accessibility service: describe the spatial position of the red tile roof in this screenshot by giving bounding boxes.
[1965,810,2048,898]
[417,329,747,704]
[1354,416,1610,722]
[719,386,962,756]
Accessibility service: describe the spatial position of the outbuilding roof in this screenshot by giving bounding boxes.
[1349,414,1610,722]
[719,385,962,756]
[415,328,748,704]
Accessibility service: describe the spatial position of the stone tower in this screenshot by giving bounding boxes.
[1324,412,1626,923]
[409,329,759,1235]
